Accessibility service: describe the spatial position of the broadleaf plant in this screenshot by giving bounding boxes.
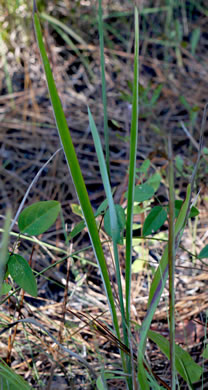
[143,206,167,236]
[18,200,61,235]
[7,254,37,297]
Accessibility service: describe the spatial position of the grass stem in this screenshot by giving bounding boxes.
[168,134,176,389]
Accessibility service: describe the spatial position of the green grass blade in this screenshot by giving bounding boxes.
[137,184,191,388]
[0,209,11,294]
[135,323,202,384]
[122,8,139,387]
[0,359,31,390]
[88,108,127,345]
[168,136,176,388]
[52,24,93,79]
[98,0,109,175]
[125,7,139,326]
[88,108,119,243]
[147,328,202,384]
[40,12,87,46]
[33,2,120,340]
[0,33,13,96]
[148,184,191,306]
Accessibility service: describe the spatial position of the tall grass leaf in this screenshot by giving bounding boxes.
[0,360,31,390]
[148,184,191,306]
[147,329,202,383]
[88,108,120,244]
[0,208,11,294]
[191,27,200,56]
[150,84,163,106]
[51,24,93,78]
[40,12,87,46]
[96,375,107,390]
[168,136,176,389]
[98,0,109,174]
[137,184,191,388]
[33,2,120,339]
[104,204,125,244]
[87,108,126,359]
[173,200,199,218]
[125,7,139,326]
[135,325,202,384]
[124,7,140,387]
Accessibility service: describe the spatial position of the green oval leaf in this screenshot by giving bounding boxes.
[104,205,125,244]
[137,159,150,174]
[134,184,155,202]
[198,245,208,259]
[67,220,85,241]
[125,183,155,202]
[8,255,37,297]
[18,201,61,235]
[143,206,167,236]
[95,198,108,217]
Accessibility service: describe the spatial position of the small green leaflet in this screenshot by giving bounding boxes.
[95,198,108,216]
[136,159,150,174]
[68,220,85,241]
[143,206,167,236]
[125,183,155,202]
[68,198,108,241]
[134,184,155,202]
[8,254,37,297]
[18,200,61,235]
[198,245,208,259]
